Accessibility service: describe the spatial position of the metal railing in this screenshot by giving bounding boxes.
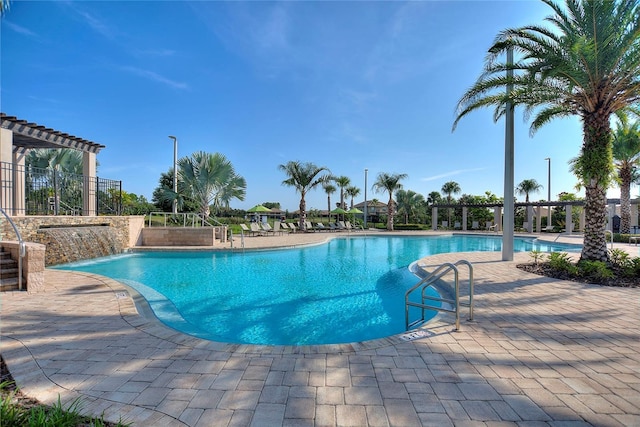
[1,161,122,216]
[147,212,222,227]
[0,207,26,291]
[405,260,474,331]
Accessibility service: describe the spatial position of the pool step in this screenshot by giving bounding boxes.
[0,249,23,291]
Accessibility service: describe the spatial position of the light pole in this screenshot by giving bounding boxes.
[545,157,551,229]
[169,136,178,214]
[364,168,368,229]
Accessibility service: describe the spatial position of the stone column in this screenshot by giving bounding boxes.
[526,206,533,232]
[432,207,438,231]
[565,205,573,235]
[462,207,468,231]
[83,151,97,216]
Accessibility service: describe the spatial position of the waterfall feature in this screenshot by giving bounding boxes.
[37,225,124,266]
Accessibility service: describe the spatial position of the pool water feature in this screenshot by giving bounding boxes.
[56,235,580,345]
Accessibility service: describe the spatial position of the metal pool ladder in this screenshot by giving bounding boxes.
[405,260,474,331]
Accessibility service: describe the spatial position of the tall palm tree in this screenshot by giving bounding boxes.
[612,114,640,234]
[334,176,351,210]
[174,151,245,219]
[441,181,461,225]
[453,0,640,262]
[345,185,361,209]
[395,189,425,224]
[322,182,337,224]
[515,179,542,202]
[372,172,407,231]
[279,161,331,231]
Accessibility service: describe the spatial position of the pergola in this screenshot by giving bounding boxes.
[0,113,106,216]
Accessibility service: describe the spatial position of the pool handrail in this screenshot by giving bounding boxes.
[405,259,474,332]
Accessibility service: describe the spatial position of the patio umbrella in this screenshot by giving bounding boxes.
[347,207,363,214]
[331,207,347,214]
[247,205,272,213]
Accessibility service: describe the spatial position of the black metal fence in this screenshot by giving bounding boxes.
[0,161,122,216]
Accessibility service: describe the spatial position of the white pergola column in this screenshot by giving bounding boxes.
[526,206,533,233]
[565,205,573,235]
[432,207,438,231]
[462,207,468,231]
[535,207,543,233]
[494,207,501,231]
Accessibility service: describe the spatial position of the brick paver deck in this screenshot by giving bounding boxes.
[2,232,639,426]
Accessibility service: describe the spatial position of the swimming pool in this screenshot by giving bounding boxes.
[56,235,580,345]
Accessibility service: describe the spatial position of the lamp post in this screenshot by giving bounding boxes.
[364,168,368,229]
[169,135,178,214]
[545,157,551,229]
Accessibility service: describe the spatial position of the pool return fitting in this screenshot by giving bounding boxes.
[405,260,474,332]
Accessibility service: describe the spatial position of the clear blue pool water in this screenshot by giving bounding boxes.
[55,235,580,345]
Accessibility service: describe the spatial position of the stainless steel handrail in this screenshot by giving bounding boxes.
[405,259,474,331]
[147,212,223,227]
[604,229,614,250]
[0,207,26,291]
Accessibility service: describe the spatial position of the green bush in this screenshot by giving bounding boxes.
[578,260,615,280]
[529,250,544,265]
[393,223,427,230]
[547,252,579,275]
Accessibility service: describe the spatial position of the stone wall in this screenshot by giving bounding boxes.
[140,227,216,246]
[1,216,145,250]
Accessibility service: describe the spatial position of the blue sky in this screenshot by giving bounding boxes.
[2,1,622,212]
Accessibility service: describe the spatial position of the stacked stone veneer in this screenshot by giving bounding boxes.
[0,216,145,266]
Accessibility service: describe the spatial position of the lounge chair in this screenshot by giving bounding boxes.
[486,222,498,232]
[471,221,479,231]
[261,222,275,235]
[345,221,362,231]
[273,221,285,235]
[288,222,298,233]
[440,220,448,230]
[304,221,316,232]
[240,223,254,236]
[454,221,461,230]
[280,222,291,233]
[329,223,340,232]
[316,223,329,232]
[337,221,348,231]
[250,222,266,236]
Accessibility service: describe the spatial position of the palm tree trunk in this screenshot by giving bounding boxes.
[620,171,632,234]
[299,195,307,231]
[580,117,613,262]
[387,195,394,231]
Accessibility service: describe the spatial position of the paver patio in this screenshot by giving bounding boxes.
[1,232,639,426]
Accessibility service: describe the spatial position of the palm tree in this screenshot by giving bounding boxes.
[174,151,245,219]
[453,0,640,261]
[612,114,640,234]
[372,172,407,231]
[427,191,442,206]
[279,161,331,231]
[515,179,542,203]
[345,185,361,209]
[322,182,337,224]
[395,189,425,224]
[441,181,461,225]
[334,176,351,210]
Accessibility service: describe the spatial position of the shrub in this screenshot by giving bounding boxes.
[578,260,615,281]
[547,252,579,275]
[529,250,544,265]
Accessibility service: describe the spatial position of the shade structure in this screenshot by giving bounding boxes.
[247,205,272,213]
[331,207,348,214]
[347,207,363,214]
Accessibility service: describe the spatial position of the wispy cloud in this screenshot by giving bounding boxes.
[421,167,487,182]
[131,48,177,58]
[72,8,118,40]
[120,66,189,90]
[4,21,38,37]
